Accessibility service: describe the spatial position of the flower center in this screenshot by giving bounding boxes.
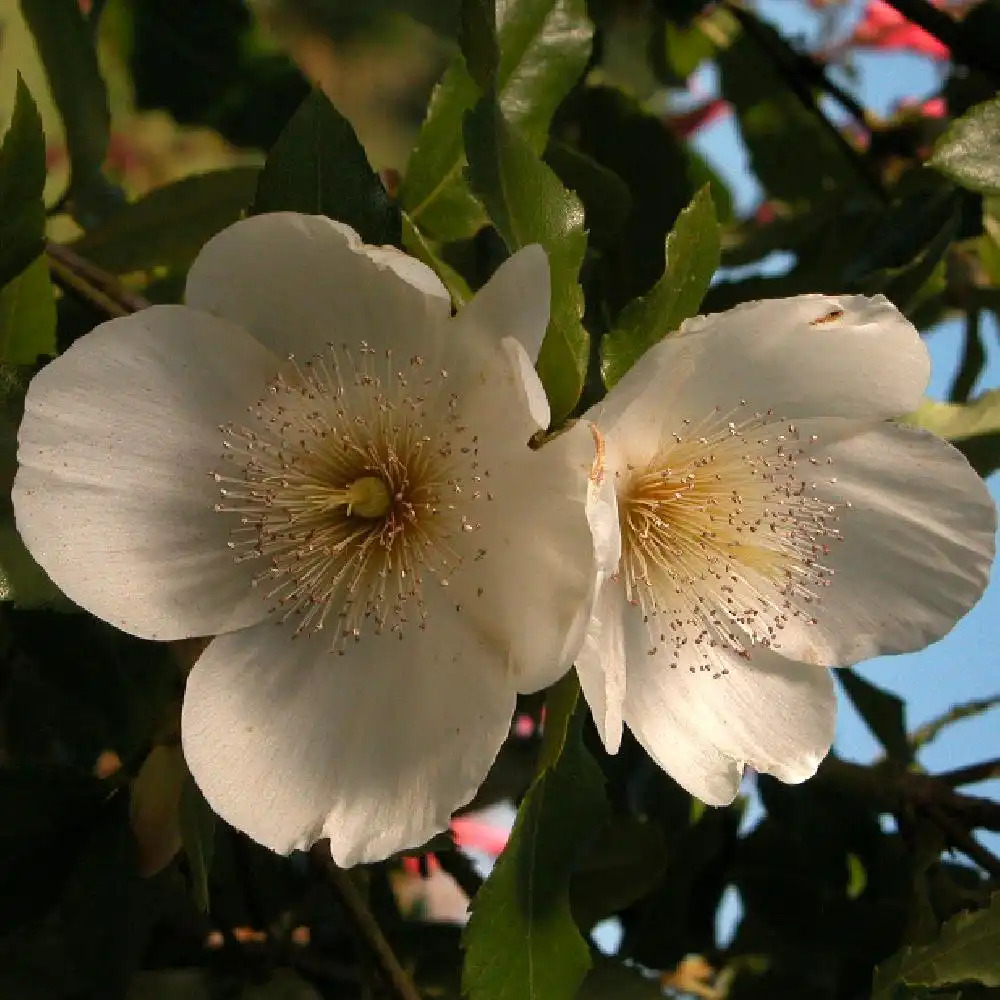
[617,401,842,673]
[212,343,485,646]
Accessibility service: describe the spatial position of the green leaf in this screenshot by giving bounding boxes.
[251,90,400,247]
[18,0,117,224]
[0,256,56,366]
[71,168,261,275]
[601,185,719,388]
[0,77,46,288]
[462,674,610,1000]
[401,211,473,306]
[576,959,665,999]
[930,95,1000,196]
[910,694,1000,753]
[873,893,1000,997]
[179,774,216,914]
[904,391,1000,479]
[837,668,910,765]
[464,99,588,422]
[401,0,593,241]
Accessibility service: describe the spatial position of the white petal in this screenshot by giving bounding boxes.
[592,294,929,463]
[462,400,599,693]
[182,592,516,865]
[449,245,551,360]
[576,577,626,753]
[765,422,996,666]
[185,213,452,362]
[623,604,836,804]
[13,306,279,640]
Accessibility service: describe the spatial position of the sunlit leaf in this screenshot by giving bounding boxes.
[462,674,610,1000]
[0,257,56,366]
[252,90,400,247]
[465,98,588,422]
[873,892,1000,997]
[601,185,719,388]
[930,95,1000,196]
[904,391,1000,479]
[401,0,593,241]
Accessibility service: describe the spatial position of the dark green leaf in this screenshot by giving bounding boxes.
[180,774,216,913]
[460,0,500,92]
[930,96,1000,196]
[837,669,910,765]
[18,0,117,225]
[0,256,57,365]
[71,168,261,275]
[401,0,593,241]
[601,185,719,388]
[252,90,400,246]
[543,138,632,247]
[0,77,46,288]
[462,674,610,1000]
[873,893,1000,997]
[401,211,473,306]
[576,959,665,999]
[465,98,588,422]
[904,391,1000,479]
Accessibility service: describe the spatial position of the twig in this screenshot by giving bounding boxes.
[310,845,422,1000]
[937,759,1000,788]
[951,308,985,403]
[724,1,887,203]
[925,802,1000,878]
[45,242,150,317]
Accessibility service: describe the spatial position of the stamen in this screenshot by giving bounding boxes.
[617,401,842,672]
[212,344,487,646]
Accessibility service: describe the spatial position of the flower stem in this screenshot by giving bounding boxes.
[310,845,423,1000]
[45,242,151,318]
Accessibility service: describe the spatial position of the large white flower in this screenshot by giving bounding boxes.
[13,213,600,865]
[579,294,996,803]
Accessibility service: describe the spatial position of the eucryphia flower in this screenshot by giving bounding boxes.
[12,213,600,865]
[578,294,996,803]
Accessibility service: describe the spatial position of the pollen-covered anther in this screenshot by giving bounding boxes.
[617,402,842,671]
[213,343,486,646]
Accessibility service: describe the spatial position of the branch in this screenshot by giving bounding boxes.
[435,846,485,900]
[937,759,1000,788]
[45,242,150,318]
[310,845,423,1000]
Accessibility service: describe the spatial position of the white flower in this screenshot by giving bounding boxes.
[579,294,996,803]
[13,213,600,865]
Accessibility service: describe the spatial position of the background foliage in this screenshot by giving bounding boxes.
[1,0,1000,998]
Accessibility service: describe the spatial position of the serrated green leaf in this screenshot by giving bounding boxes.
[251,90,400,246]
[464,98,588,422]
[904,391,1000,479]
[18,0,117,225]
[873,893,1000,997]
[930,95,1000,196]
[71,168,261,275]
[601,185,718,388]
[180,774,216,914]
[0,77,46,289]
[0,256,56,365]
[401,0,593,241]
[837,668,910,765]
[462,674,610,1000]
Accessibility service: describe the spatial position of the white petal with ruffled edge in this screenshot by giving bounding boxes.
[743,422,996,667]
[620,598,837,804]
[13,306,279,640]
[182,586,516,864]
[592,294,930,466]
[185,213,453,363]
